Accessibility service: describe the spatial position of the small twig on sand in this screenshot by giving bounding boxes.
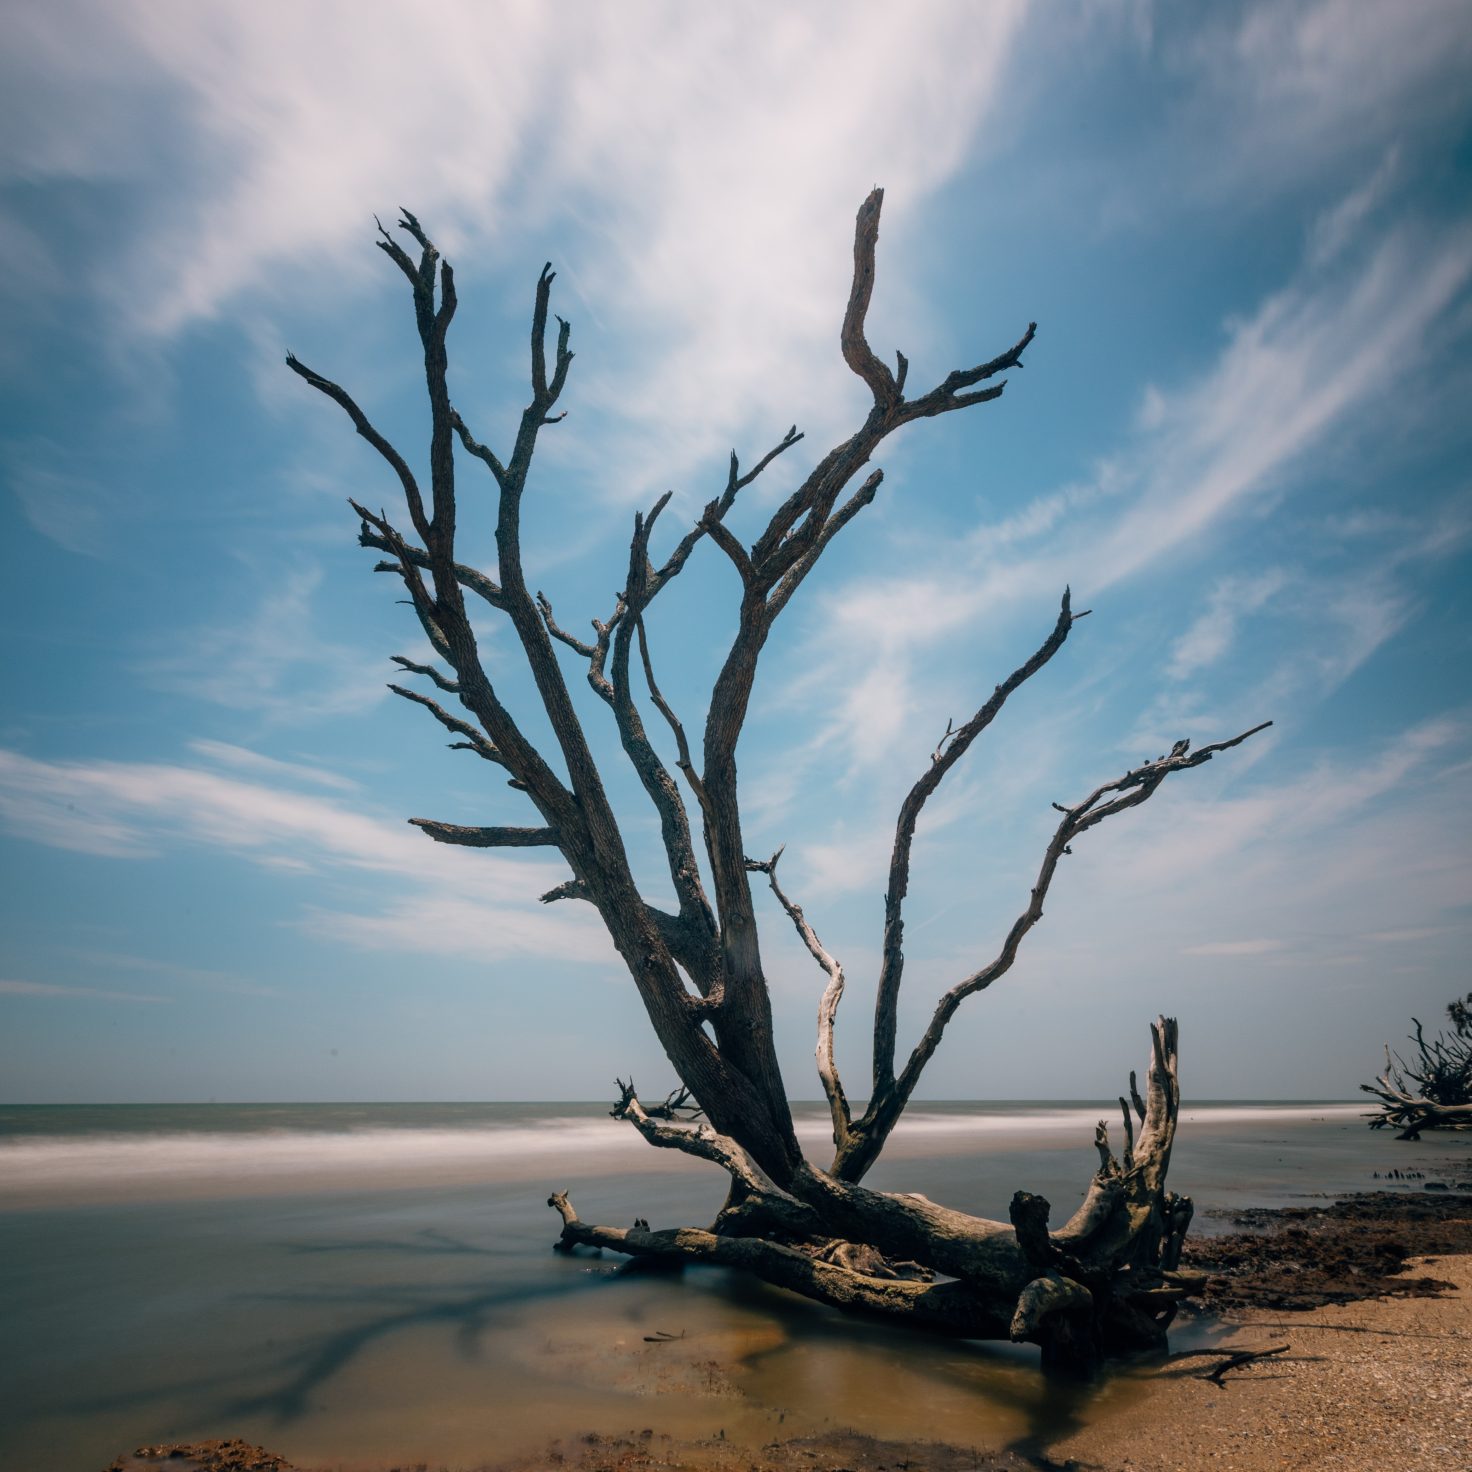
[1167,1343,1290,1385]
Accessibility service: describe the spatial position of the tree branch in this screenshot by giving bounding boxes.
[387,683,505,766]
[350,500,453,660]
[902,735,1265,1098]
[354,505,506,610]
[749,849,853,1151]
[636,616,710,814]
[610,1080,771,1197]
[838,723,1269,1179]
[871,589,1081,1097]
[450,409,507,490]
[409,819,561,848]
[766,468,883,620]
[649,426,805,597]
[390,655,459,693]
[287,355,431,542]
[704,517,756,585]
[295,212,829,1185]
[536,591,599,662]
[596,510,720,971]
[899,322,1037,422]
[841,188,901,409]
[696,188,1039,1042]
[546,1192,1008,1337]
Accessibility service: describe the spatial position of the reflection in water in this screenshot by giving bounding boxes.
[0,1101,1449,1470]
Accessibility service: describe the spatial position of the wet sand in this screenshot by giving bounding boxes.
[106,1190,1472,1472]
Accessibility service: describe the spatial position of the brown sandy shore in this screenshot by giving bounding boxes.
[106,1192,1472,1472]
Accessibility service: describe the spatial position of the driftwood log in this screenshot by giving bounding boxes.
[1362,1005,1472,1138]
[289,190,1267,1375]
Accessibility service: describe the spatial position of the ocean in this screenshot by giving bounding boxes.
[0,1100,1460,1470]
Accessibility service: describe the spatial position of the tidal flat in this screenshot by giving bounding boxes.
[1,1101,1466,1471]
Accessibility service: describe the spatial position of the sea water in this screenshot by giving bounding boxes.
[0,1100,1460,1470]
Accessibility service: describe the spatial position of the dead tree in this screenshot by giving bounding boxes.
[1362,996,1472,1138]
[288,191,1267,1375]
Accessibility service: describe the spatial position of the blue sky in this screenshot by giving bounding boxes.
[1,1,1469,1104]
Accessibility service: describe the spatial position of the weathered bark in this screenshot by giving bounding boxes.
[547,1191,1016,1339]
[292,190,1267,1375]
[586,978,1187,1374]
[1362,1083,1472,1139]
[550,1019,1205,1373]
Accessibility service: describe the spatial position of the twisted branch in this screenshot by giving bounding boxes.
[747,849,853,1149]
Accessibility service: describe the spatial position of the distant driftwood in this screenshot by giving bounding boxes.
[1362,998,1472,1138]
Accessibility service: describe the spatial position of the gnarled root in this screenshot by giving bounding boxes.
[546,1190,1009,1336]
[547,1017,1194,1377]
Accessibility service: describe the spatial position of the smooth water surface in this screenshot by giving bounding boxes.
[1,1100,1460,1470]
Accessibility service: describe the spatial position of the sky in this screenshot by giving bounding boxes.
[0,0,1469,1105]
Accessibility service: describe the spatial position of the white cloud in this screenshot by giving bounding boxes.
[1178,0,1472,197]
[0,1,1029,497]
[0,979,166,1003]
[0,747,611,965]
[1181,939,1284,957]
[792,212,1472,785]
[1307,148,1400,268]
[8,461,119,558]
[989,715,1471,1052]
[1364,927,1453,945]
[1088,716,1466,899]
[1084,223,1472,592]
[140,563,387,723]
[187,739,358,792]
[61,948,285,997]
[1168,570,1287,680]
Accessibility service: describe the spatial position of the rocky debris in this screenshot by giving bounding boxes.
[1183,1190,1472,1310]
[489,1427,1066,1472]
[105,1440,294,1472]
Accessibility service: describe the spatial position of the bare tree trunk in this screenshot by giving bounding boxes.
[290,191,1265,1375]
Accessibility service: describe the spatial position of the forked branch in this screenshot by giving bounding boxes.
[872,588,1084,1096]
[388,683,505,767]
[838,722,1269,1178]
[609,1079,772,1197]
[899,731,1268,1102]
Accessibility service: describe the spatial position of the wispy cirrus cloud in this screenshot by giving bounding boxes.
[187,738,358,792]
[967,717,1471,1008]
[785,200,1472,788]
[1184,0,1472,198]
[0,2,1029,496]
[0,979,167,1003]
[0,745,610,965]
[1088,716,1468,903]
[1168,571,1288,681]
[139,564,387,724]
[7,459,120,558]
[1181,939,1284,958]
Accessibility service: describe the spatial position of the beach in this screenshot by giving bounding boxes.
[103,1214,1472,1472]
[1,1102,1467,1471]
[1056,1252,1472,1471]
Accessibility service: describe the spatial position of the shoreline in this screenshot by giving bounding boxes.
[104,1187,1472,1472]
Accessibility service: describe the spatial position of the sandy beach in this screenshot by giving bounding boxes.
[104,1189,1472,1472]
[1053,1251,1472,1472]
